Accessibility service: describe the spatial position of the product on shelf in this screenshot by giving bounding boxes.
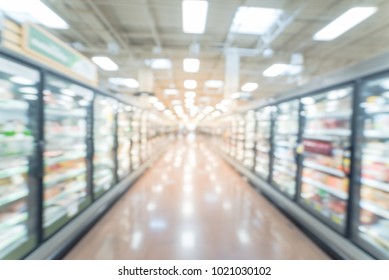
[0,55,40,259]
[300,86,352,230]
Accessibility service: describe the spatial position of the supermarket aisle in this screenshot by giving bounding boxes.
[64,136,330,259]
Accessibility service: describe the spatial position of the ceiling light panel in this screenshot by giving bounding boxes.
[241,82,258,92]
[164,89,179,95]
[263,63,289,77]
[147,59,172,69]
[313,7,377,41]
[0,0,69,29]
[183,58,200,73]
[230,6,283,35]
[182,0,209,34]
[92,56,118,71]
[184,80,197,89]
[205,80,224,88]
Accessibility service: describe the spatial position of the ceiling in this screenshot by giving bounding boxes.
[27,0,389,114]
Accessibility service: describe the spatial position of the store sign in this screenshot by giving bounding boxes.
[23,24,97,84]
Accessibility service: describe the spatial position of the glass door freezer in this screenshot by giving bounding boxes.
[93,95,117,198]
[0,56,39,259]
[254,106,272,180]
[355,75,389,259]
[298,86,353,233]
[271,100,300,198]
[43,75,93,238]
[117,104,132,180]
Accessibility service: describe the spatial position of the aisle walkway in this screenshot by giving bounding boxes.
[64,136,329,259]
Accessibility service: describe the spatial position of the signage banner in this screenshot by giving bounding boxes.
[23,24,97,84]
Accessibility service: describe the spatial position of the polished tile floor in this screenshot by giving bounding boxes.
[64,136,330,259]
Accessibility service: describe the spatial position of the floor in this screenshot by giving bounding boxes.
[64,135,330,259]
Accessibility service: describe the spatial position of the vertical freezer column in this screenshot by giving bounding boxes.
[117,104,132,180]
[299,87,352,232]
[0,56,39,259]
[43,76,93,238]
[93,95,117,198]
[356,76,389,258]
[254,107,272,180]
[271,100,299,198]
[243,110,256,170]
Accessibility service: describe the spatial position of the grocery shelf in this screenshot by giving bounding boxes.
[304,128,351,137]
[0,189,28,209]
[305,110,351,119]
[0,166,28,179]
[45,152,86,166]
[360,201,389,219]
[361,178,389,192]
[44,167,87,188]
[303,160,345,178]
[302,177,348,200]
[364,130,389,139]
[0,100,28,111]
[362,154,389,164]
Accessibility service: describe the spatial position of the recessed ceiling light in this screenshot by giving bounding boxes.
[230,6,282,35]
[149,96,158,104]
[241,82,258,92]
[146,59,172,69]
[182,0,209,34]
[92,56,118,71]
[185,91,196,98]
[183,58,200,73]
[313,7,377,41]
[263,63,289,77]
[184,80,197,89]
[0,0,69,29]
[164,89,179,95]
[123,79,139,88]
[204,80,224,88]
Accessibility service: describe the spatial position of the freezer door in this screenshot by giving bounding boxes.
[254,107,272,180]
[355,76,389,258]
[117,105,132,180]
[298,86,353,233]
[43,75,93,238]
[271,100,300,198]
[0,56,40,259]
[93,95,117,198]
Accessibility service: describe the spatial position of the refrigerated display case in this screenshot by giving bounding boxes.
[43,75,93,238]
[243,110,256,169]
[271,100,300,197]
[299,86,353,232]
[254,106,272,179]
[93,95,117,198]
[356,75,389,258]
[131,109,142,169]
[117,104,132,180]
[0,56,39,259]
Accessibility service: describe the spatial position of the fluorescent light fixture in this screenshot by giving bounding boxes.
[182,0,209,34]
[230,6,282,35]
[0,0,69,29]
[241,82,258,92]
[10,76,35,85]
[263,63,289,77]
[183,58,200,73]
[313,7,377,41]
[92,56,118,71]
[205,80,224,88]
[147,58,172,69]
[184,80,197,89]
[148,97,158,103]
[185,91,196,98]
[171,100,182,105]
[164,89,179,95]
[123,79,139,88]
